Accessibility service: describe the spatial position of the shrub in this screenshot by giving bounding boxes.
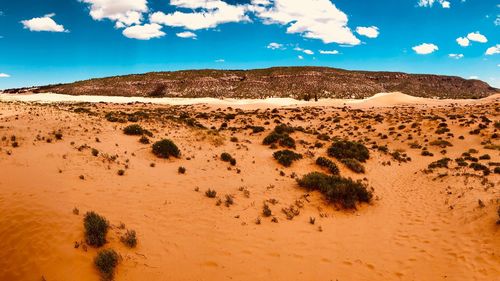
[139,136,150,144]
[316,157,339,174]
[262,125,296,148]
[262,203,272,217]
[123,124,144,135]
[94,249,119,280]
[205,189,217,198]
[221,152,236,165]
[91,148,99,157]
[428,158,451,169]
[341,158,365,174]
[273,150,302,167]
[152,139,180,159]
[297,172,372,209]
[84,212,109,247]
[120,230,137,248]
[117,169,125,176]
[178,166,186,174]
[327,140,369,162]
[430,140,453,148]
[251,126,265,133]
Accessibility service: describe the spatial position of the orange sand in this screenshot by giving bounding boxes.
[0,93,498,281]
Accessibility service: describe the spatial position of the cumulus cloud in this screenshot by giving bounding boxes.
[297,55,303,60]
[176,31,197,38]
[412,43,438,55]
[294,47,314,55]
[21,13,67,32]
[80,0,148,27]
[418,0,450,8]
[0,73,10,78]
[150,0,249,30]
[448,53,463,59]
[122,23,165,40]
[319,50,339,55]
[485,44,500,55]
[252,0,360,45]
[467,31,487,43]
[456,37,469,47]
[267,42,284,50]
[356,26,379,38]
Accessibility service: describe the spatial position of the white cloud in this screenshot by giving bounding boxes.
[469,76,479,79]
[495,16,500,26]
[21,13,67,32]
[319,50,339,55]
[456,37,469,47]
[122,23,165,40]
[294,47,314,55]
[485,44,500,55]
[418,0,450,8]
[267,42,284,50]
[80,0,148,27]
[0,73,10,78]
[467,32,487,43]
[215,59,225,62]
[252,0,360,45]
[448,53,463,59]
[297,55,304,60]
[356,26,379,38]
[150,0,249,30]
[176,31,196,39]
[412,43,438,54]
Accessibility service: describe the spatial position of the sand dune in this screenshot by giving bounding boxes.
[1,92,499,108]
[0,96,498,281]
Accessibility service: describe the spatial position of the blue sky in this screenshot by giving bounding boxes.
[0,0,499,89]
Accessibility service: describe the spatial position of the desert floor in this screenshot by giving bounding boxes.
[0,93,499,281]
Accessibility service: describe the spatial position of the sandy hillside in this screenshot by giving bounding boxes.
[0,93,499,281]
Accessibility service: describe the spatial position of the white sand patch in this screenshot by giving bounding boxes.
[0,92,498,108]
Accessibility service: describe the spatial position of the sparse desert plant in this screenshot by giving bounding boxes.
[273,150,302,167]
[84,211,109,247]
[316,157,339,174]
[262,203,272,217]
[205,189,217,198]
[341,158,365,173]
[178,166,186,174]
[152,139,180,159]
[428,158,451,169]
[120,230,137,248]
[327,140,369,162]
[139,136,150,144]
[297,172,372,209]
[123,124,144,135]
[430,140,453,148]
[94,249,119,280]
[220,152,237,165]
[91,148,99,157]
[117,169,125,176]
[251,126,265,133]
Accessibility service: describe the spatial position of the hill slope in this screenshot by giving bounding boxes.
[13,67,500,99]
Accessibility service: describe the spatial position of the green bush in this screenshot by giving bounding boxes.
[84,212,109,247]
[152,139,180,158]
[273,150,302,167]
[123,124,143,135]
[94,249,119,280]
[327,140,369,162]
[123,124,153,136]
[316,157,339,174]
[220,152,236,165]
[262,125,296,148]
[297,172,372,209]
[341,158,365,173]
